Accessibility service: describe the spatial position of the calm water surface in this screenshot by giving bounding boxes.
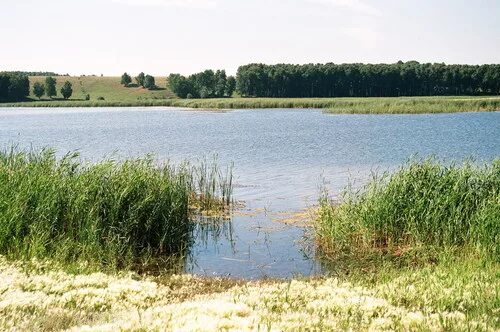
[1,107,499,278]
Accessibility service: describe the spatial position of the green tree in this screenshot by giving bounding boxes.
[225,76,236,97]
[33,82,45,99]
[135,72,145,87]
[143,75,156,90]
[0,74,10,100]
[60,81,73,99]
[7,74,30,100]
[45,76,57,99]
[168,74,194,98]
[121,72,132,86]
[214,70,227,97]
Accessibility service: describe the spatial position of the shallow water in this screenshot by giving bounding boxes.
[1,107,499,278]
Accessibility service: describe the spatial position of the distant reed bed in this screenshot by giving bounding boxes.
[317,159,499,262]
[2,96,500,114]
[0,148,232,270]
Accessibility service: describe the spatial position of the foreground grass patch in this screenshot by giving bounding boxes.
[0,148,232,271]
[0,256,496,331]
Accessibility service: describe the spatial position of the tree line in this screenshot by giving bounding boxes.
[2,71,62,77]
[168,70,236,98]
[235,62,500,98]
[0,73,30,101]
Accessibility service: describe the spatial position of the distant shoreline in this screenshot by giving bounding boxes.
[1,95,500,114]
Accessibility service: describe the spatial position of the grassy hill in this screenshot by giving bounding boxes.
[28,75,175,102]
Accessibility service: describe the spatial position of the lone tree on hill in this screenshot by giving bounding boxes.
[143,75,156,90]
[121,72,132,86]
[33,82,45,99]
[45,76,57,99]
[135,72,145,87]
[60,81,73,99]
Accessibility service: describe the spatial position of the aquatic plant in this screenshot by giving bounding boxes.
[0,147,233,271]
[316,159,500,261]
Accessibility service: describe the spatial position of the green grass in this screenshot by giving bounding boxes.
[314,159,499,330]
[23,75,174,104]
[163,96,500,114]
[0,147,232,272]
[0,76,499,114]
[317,159,499,264]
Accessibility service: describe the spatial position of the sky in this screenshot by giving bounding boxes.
[1,0,499,76]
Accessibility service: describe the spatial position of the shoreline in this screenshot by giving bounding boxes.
[1,95,500,114]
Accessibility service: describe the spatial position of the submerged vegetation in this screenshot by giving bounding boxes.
[0,148,232,271]
[317,159,499,263]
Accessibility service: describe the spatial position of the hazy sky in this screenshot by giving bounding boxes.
[1,0,499,76]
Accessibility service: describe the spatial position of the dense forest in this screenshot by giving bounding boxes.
[235,62,500,98]
[0,73,30,101]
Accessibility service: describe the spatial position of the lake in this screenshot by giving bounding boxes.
[1,107,499,278]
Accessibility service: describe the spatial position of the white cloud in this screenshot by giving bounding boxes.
[307,0,382,16]
[111,0,217,9]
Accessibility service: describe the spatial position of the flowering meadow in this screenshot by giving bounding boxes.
[1,256,497,331]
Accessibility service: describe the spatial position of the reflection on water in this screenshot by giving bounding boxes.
[1,107,499,279]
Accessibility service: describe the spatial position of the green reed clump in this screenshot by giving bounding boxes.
[192,157,233,212]
[0,148,232,270]
[317,159,499,261]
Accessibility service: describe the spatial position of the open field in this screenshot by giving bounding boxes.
[27,75,174,102]
[0,76,499,113]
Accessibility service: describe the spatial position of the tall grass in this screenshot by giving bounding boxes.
[0,148,233,271]
[317,159,499,262]
[193,156,233,212]
[2,96,500,114]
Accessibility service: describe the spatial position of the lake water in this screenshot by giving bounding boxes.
[1,107,499,278]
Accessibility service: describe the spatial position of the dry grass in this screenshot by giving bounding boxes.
[1,256,497,331]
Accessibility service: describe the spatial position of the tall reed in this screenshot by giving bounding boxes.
[192,156,233,212]
[317,159,499,261]
[0,147,233,270]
